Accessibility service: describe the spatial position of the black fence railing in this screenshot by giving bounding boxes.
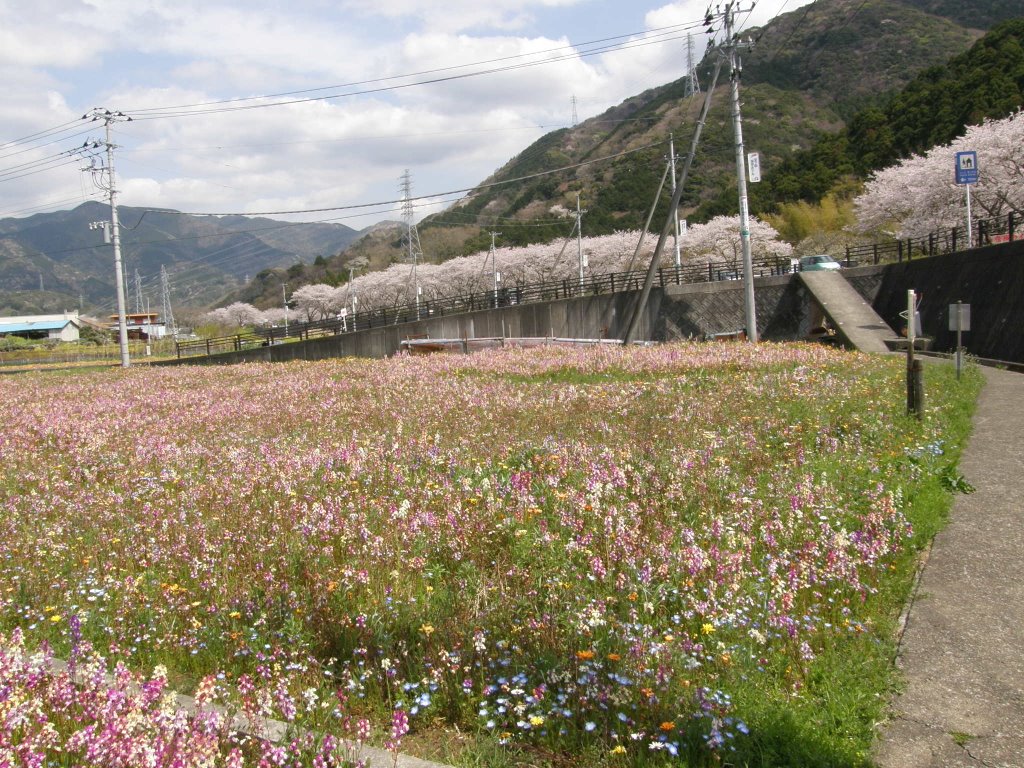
[845,210,1020,265]
[175,255,799,358]
[177,210,1022,359]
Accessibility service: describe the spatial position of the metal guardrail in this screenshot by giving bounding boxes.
[175,256,799,358]
[845,211,1020,265]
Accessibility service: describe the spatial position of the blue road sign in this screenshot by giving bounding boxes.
[956,151,979,185]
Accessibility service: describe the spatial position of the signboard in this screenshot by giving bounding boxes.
[747,152,761,183]
[955,151,978,185]
[948,303,970,332]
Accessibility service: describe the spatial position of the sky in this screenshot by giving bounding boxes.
[0,0,813,230]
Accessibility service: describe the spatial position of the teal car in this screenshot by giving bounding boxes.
[798,254,842,271]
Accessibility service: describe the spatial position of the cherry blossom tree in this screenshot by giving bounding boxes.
[290,284,346,321]
[206,225,792,319]
[679,216,794,265]
[261,307,287,325]
[204,302,264,327]
[854,110,1024,239]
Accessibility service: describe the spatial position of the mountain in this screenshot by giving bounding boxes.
[276,0,1015,302]
[0,202,361,315]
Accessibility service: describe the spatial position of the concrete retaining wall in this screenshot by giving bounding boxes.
[871,239,1024,363]
[162,238,1024,367]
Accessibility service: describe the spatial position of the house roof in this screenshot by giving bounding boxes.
[0,319,76,333]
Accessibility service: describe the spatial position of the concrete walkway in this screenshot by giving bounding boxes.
[798,271,895,354]
[874,365,1024,767]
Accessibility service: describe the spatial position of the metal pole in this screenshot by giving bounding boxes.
[956,299,963,381]
[727,2,757,342]
[966,184,973,249]
[105,118,130,368]
[906,289,923,419]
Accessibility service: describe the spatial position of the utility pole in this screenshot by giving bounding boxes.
[282,283,289,337]
[348,266,359,326]
[669,135,682,267]
[85,109,131,367]
[622,58,724,345]
[488,231,502,308]
[575,193,587,288]
[723,2,758,342]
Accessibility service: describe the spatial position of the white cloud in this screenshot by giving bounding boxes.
[0,0,807,225]
[339,0,583,33]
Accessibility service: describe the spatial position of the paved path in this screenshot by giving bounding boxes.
[874,365,1024,767]
[798,271,895,354]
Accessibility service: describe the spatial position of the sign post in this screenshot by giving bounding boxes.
[948,301,971,380]
[955,151,979,248]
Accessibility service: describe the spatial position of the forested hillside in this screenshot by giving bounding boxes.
[231,0,1024,309]
[735,17,1024,218]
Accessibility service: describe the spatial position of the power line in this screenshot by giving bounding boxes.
[0,194,102,219]
[158,138,666,218]
[0,121,92,153]
[124,22,706,120]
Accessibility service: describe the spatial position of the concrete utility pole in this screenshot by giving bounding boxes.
[723,2,758,342]
[575,193,587,288]
[86,109,131,368]
[669,134,682,267]
[348,267,359,325]
[622,58,724,344]
[488,231,502,308]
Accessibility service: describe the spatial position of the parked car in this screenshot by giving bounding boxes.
[798,254,842,271]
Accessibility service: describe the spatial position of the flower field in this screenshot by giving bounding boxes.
[0,343,979,766]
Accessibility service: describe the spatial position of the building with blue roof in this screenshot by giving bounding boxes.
[0,313,82,342]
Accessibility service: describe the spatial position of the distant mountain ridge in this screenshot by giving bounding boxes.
[0,202,361,315]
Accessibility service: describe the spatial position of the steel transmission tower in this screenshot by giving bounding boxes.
[160,266,177,339]
[685,33,702,98]
[571,95,579,126]
[400,169,424,315]
[134,269,144,314]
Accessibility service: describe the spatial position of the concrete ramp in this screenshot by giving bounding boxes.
[798,271,894,354]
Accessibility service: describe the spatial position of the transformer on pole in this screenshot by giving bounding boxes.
[84,108,132,367]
